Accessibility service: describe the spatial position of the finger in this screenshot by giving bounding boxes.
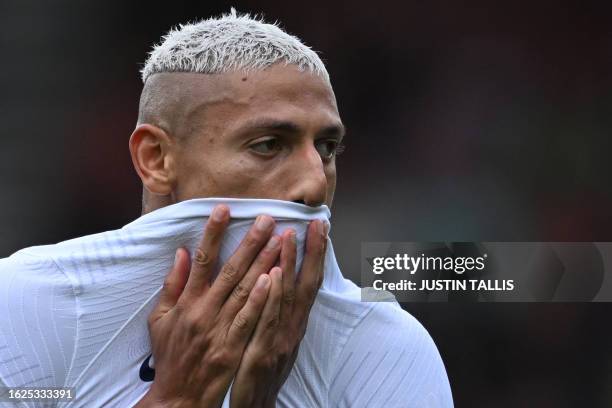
[149,248,190,325]
[208,215,275,308]
[294,220,327,323]
[184,205,230,298]
[249,267,283,347]
[220,234,281,319]
[279,229,297,328]
[226,273,271,349]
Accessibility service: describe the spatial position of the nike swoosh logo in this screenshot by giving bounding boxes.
[139,354,155,382]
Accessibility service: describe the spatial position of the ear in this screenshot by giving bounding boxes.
[129,124,176,195]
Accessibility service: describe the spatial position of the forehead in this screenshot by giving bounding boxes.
[180,65,342,133]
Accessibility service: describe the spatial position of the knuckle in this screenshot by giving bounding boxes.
[193,248,213,267]
[261,246,274,256]
[208,349,232,370]
[283,289,296,306]
[231,283,250,303]
[265,316,280,330]
[243,234,260,249]
[173,299,186,315]
[233,312,250,332]
[219,262,239,282]
[182,311,202,333]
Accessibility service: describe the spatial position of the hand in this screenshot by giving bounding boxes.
[230,219,329,408]
[136,205,283,408]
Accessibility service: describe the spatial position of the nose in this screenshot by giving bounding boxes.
[287,145,328,207]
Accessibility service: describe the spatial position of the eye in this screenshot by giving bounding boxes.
[315,139,346,160]
[249,137,282,155]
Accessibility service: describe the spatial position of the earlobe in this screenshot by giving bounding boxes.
[129,124,176,195]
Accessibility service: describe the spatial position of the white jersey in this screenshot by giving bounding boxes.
[0,199,453,407]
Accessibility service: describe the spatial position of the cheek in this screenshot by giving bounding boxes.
[173,144,239,198]
[205,155,275,197]
[207,159,257,192]
[327,163,336,178]
[326,165,337,192]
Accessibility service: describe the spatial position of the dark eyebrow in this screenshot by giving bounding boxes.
[236,117,346,139]
[318,123,346,140]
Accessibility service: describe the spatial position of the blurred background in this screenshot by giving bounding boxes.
[1,0,611,406]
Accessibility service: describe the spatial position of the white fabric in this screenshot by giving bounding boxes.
[0,198,453,407]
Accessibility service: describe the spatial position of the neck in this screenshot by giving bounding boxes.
[141,189,174,215]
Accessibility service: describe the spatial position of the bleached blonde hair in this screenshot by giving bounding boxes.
[140,8,329,83]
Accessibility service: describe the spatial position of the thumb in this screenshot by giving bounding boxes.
[150,248,190,324]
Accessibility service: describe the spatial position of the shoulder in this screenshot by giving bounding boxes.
[0,249,77,322]
[0,248,78,390]
[1,228,132,288]
[0,246,71,287]
[329,301,454,407]
[366,301,432,343]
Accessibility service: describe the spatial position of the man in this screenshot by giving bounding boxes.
[0,10,452,407]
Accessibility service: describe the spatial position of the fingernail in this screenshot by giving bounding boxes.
[174,249,180,266]
[212,205,227,222]
[289,230,296,244]
[257,274,270,289]
[266,236,280,249]
[273,267,283,281]
[323,222,330,236]
[255,215,273,231]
